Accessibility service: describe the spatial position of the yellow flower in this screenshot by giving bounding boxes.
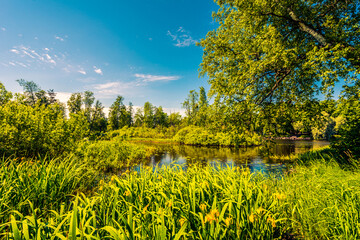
[99,186,103,191]
[123,190,131,196]
[142,204,149,214]
[256,207,265,215]
[224,217,232,227]
[99,180,104,185]
[267,217,276,228]
[133,171,138,175]
[179,218,186,226]
[210,209,219,217]
[274,193,286,200]
[199,203,207,211]
[157,175,163,180]
[204,213,217,223]
[262,184,268,191]
[249,213,255,223]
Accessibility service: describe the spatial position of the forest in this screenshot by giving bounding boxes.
[1,0,360,239]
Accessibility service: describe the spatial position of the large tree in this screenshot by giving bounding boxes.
[199,0,359,105]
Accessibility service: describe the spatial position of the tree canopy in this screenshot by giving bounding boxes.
[199,0,360,105]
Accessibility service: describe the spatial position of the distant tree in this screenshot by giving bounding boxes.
[67,93,83,114]
[134,108,144,127]
[16,79,41,106]
[182,90,199,124]
[154,106,168,127]
[91,100,107,133]
[143,102,154,128]
[108,96,127,130]
[127,102,134,126]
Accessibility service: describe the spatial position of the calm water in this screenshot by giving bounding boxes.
[133,140,329,173]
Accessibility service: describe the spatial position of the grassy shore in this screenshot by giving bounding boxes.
[1,149,360,239]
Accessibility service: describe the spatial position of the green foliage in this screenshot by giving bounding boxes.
[199,0,359,106]
[0,82,12,105]
[76,140,156,172]
[0,101,88,157]
[332,98,360,158]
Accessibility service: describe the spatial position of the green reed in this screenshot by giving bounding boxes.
[4,155,360,239]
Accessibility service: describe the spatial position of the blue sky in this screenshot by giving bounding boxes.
[0,0,219,112]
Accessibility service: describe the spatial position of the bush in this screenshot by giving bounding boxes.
[0,102,89,157]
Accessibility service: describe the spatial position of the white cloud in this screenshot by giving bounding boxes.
[167,27,197,47]
[10,49,20,54]
[134,73,180,82]
[93,66,103,75]
[44,48,50,51]
[8,62,16,66]
[55,35,65,41]
[1,27,6,31]
[78,70,87,75]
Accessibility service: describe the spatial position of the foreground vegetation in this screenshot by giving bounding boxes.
[1,151,359,239]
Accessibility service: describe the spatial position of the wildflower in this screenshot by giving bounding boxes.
[267,217,276,228]
[199,203,207,211]
[205,209,219,223]
[157,175,163,180]
[123,190,131,196]
[274,193,286,200]
[249,213,255,223]
[210,209,220,217]
[99,186,103,191]
[256,207,265,215]
[224,217,232,227]
[133,171,138,175]
[179,218,186,226]
[110,175,116,182]
[166,200,173,208]
[201,181,209,188]
[142,204,149,214]
[262,184,268,191]
[204,213,217,223]
[99,180,104,185]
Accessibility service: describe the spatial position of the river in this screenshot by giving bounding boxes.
[132,140,330,174]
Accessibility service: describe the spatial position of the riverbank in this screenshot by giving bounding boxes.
[1,148,359,239]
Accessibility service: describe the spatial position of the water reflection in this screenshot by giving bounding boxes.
[133,140,329,174]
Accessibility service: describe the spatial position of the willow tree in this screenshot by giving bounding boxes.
[199,0,359,105]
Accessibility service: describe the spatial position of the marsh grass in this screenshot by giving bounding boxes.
[4,154,360,239]
[0,156,95,234]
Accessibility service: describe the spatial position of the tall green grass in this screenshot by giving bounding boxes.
[0,156,95,233]
[4,158,360,239]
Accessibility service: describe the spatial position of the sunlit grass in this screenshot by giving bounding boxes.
[3,156,360,239]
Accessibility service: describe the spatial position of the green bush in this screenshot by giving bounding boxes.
[0,102,89,157]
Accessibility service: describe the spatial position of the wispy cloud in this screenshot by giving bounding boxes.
[92,81,141,97]
[93,66,103,75]
[134,73,180,82]
[1,27,6,31]
[167,27,197,47]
